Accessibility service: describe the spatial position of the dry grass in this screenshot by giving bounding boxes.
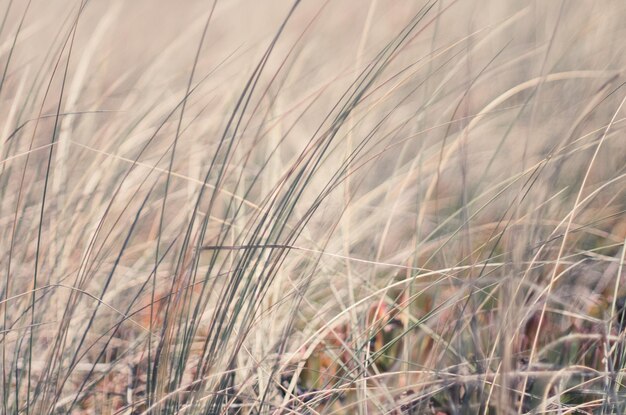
[0,1,625,414]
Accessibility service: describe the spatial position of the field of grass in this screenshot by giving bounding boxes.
[0,1,625,414]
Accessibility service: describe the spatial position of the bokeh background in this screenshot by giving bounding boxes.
[1,1,625,413]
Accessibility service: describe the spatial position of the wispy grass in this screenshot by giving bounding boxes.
[0,0,625,414]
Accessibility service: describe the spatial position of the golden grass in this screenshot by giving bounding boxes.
[0,1,625,414]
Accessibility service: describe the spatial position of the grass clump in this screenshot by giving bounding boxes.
[0,1,625,414]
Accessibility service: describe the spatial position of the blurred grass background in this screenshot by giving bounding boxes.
[0,0,625,413]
